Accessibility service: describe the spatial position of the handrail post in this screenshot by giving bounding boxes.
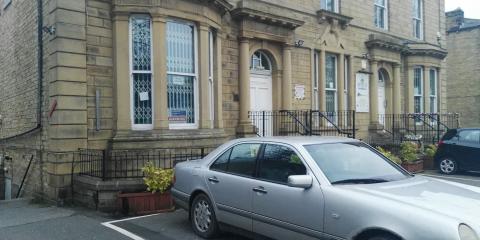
[392,114,395,143]
[309,110,313,136]
[436,114,441,143]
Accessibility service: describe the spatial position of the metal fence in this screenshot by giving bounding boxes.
[377,113,459,146]
[249,110,356,138]
[78,147,213,180]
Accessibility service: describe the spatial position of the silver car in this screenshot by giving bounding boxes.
[172,137,480,240]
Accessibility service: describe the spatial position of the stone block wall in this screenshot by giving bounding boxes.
[447,28,480,127]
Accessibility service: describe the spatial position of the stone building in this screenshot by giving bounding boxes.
[446,9,480,127]
[1,0,448,205]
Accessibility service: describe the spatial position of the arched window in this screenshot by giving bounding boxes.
[250,51,272,72]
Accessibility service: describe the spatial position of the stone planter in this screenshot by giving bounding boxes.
[401,160,424,173]
[118,191,174,216]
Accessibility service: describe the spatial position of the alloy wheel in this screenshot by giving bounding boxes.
[193,199,212,233]
[440,159,456,174]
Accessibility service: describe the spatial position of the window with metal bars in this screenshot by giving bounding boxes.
[167,20,198,128]
[429,68,438,113]
[413,67,423,113]
[130,15,153,128]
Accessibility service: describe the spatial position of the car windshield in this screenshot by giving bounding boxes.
[304,142,410,184]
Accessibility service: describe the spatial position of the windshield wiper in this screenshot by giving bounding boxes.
[331,178,390,185]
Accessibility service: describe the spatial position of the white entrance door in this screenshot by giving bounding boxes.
[250,73,273,136]
[378,77,386,124]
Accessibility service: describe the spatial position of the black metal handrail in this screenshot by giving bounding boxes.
[78,147,213,180]
[249,110,356,138]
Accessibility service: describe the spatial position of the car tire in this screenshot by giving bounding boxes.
[190,193,219,239]
[368,234,400,240]
[438,157,458,175]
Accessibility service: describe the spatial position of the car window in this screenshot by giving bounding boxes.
[305,142,409,184]
[258,144,307,184]
[227,144,261,177]
[458,130,480,144]
[211,149,231,171]
[442,129,457,141]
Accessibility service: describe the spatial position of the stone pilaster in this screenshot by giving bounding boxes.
[370,60,379,124]
[393,64,402,114]
[214,33,224,129]
[282,45,292,110]
[423,67,431,113]
[113,14,131,130]
[199,24,211,129]
[319,50,326,112]
[237,38,254,135]
[152,16,169,129]
[406,67,415,113]
[338,53,345,112]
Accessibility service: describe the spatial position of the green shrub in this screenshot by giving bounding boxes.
[400,142,419,163]
[424,144,437,159]
[142,162,174,194]
[376,147,402,165]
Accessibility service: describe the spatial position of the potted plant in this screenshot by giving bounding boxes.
[376,147,402,165]
[422,144,437,170]
[399,142,424,173]
[117,162,175,215]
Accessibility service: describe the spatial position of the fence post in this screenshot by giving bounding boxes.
[102,150,107,181]
[309,110,313,136]
[262,111,266,137]
[436,114,441,143]
[392,114,395,143]
[201,148,205,158]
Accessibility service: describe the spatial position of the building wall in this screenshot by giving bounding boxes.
[0,0,49,200]
[0,0,449,202]
[446,23,480,127]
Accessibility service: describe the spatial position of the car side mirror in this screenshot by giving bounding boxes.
[288,175,313,189]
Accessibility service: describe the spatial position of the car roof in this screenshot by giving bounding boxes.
[230,136,360,146]
[453,128,480,131]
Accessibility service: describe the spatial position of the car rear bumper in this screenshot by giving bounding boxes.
[171,188,190,210]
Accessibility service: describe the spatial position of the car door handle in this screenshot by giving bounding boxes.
[208,177,219,183]
[253,186,268,194]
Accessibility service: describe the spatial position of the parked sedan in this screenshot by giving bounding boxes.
[435,128,480,174]
[172,137,480,240]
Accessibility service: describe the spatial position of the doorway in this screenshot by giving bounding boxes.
[250,51,273,136]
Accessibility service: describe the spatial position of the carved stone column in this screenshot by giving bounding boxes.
[237,38,254,135]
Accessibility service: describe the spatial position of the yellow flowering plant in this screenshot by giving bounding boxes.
[142,162,174,194]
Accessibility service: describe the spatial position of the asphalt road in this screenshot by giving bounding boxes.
[2,171,480,240]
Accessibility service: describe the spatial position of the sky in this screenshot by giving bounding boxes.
[445,0,480,19]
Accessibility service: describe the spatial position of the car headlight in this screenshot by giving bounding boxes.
[459,224,479,240]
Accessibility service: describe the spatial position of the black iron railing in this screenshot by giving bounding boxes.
[249,110,356,138]
[78,147,213,180]
[378,113,459,145]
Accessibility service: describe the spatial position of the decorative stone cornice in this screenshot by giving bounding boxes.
[365,34,448,59]
[317,10,353,29]
[231,7,305,30]
[195,0,234,14]
[406,48,448,59]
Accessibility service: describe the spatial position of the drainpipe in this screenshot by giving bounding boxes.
[0,0,43,142]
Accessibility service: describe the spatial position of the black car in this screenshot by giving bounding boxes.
[435,128,480,174]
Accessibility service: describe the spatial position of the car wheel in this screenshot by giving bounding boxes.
[190,193,219,239]
[439,157,458,175]
[368,234,400,240]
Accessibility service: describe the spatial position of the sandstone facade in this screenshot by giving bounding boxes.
[0,0,448,202]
